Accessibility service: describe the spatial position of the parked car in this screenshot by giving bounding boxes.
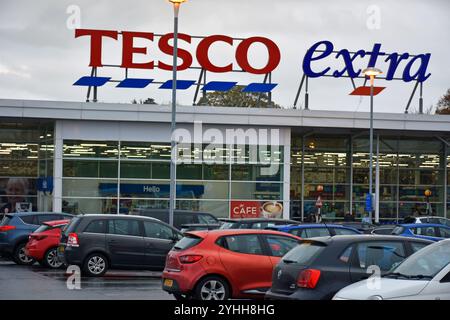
[58,214,183,276]
[371,226,397,235]
[392,223,450,242]
[132,209,220,230]
[24,219,70,269]
[0,212,73,265]
[333,239,450,300]
[414,216,450,227]
[219,218,300,230]
[162,229,302,300]
[265,235,433,300]
[268,224,362,237]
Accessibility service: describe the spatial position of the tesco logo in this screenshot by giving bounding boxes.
[75,29,281,75]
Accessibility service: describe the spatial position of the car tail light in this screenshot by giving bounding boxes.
[67,233,79,247]
[179,255,203,264]
[297,269,321,289]
[0,225,16,232]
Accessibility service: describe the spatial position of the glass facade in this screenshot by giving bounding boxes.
[0,121,54,213]
[0,118,448,221]
[61,140,284,218]
[291,134,449,222]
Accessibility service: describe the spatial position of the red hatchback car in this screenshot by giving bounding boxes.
[162,229,301,300]
[25,220,70,269]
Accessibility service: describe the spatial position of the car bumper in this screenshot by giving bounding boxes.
[0,242,12,255]
[162,267,206,295]
[265,288,328,300]
[25,245,44,261]
[58,246,82,266]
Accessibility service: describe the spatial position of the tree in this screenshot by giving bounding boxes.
[196,86,281,108]
[436,88,450,114]
[131,98,157,105]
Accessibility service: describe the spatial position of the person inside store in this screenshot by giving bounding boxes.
[343,211,355,222]
[0,178,31,213]
[0,206,9,221]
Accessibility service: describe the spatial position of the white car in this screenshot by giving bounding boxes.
[333,239,450,300]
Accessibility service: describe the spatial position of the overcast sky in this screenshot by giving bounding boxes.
[0,0,448,113]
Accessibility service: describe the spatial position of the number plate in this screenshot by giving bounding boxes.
[163,279,173,287]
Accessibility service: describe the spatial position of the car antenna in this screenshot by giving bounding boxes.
[321,219,333,238]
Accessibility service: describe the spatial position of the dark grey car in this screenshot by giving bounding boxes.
[265,235,433,300]
[58,214,183,276]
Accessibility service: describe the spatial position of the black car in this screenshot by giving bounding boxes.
[265,235,433,300]
[58,214,183,276]
[132,209,220,230]
[219,218,300,230]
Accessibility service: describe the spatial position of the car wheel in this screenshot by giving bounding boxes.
[194,276,230,301]
[83,253,108,277]
[13,243,35,265]
[43,248,64,269]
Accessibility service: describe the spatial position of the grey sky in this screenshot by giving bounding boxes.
[0,0,448,113]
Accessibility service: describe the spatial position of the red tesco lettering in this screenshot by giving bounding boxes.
[75,29,281,74]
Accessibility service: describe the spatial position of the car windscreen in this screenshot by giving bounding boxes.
[392,241,450,279]
[392,226,404,235]
[173,235,203,250]
[281,241,326,265]
[198,214,219,225]
[219,222,238,229]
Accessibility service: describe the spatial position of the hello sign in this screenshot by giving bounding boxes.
[73,29,431,93]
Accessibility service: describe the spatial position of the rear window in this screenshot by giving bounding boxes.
[63,217,81,236]
[220,222,238,229]
[174,235,203,250]
[20,215,36,225]
[333,228,359,235]
[34,225,52,233]
[282,241,326,265]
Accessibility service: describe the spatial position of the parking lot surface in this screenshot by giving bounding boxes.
[0,258,173,300]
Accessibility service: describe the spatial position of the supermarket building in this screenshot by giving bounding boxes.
[0,98,449,221]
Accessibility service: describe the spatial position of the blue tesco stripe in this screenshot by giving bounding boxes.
[116,78,154,88]
[159,80,196,90]
[242,83,278,93]
[202,81,237,91]
[73,76,111,87]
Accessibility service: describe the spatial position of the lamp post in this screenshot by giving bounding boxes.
[315,185,323,223]
[168,0,187,226]
[362,67,382,223]
[425,189,432,215]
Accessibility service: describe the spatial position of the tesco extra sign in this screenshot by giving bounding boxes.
[75,29,431,83]
[75,29,281,75]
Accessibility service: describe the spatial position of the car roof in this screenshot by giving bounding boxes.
[11,212,68,217]
[309,234,434,244]
[43,219,71,227]
[186,229,301,239]
[417,216,449,220]
[399,223,449,228]
[274,224,357,229]
[77,213,164,223]
[221,218,298,223]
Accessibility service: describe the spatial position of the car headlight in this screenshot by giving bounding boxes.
[367,295,383,300]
